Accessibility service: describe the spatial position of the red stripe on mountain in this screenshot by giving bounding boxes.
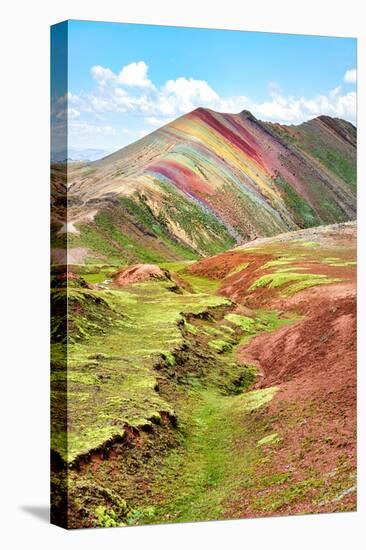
[191,108,264,168]
[148,160,216,198]
[226,115,262,152]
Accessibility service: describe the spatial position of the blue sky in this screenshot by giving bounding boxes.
[54,20,357,154]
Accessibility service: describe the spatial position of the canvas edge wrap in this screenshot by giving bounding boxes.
[50,20,69,529]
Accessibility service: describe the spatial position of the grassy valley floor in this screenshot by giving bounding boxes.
[51,223,356,528]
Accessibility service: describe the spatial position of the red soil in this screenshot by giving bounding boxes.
[231,285,356,516]
[191,227,356,515]
[113,264,170,287]
[188,250,271,280]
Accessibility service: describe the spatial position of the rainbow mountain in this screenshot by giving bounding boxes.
[54,108,356,264]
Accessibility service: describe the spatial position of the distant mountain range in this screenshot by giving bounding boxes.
[51,148,110,163]
[52,108,356,265]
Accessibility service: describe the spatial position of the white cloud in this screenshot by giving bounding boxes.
[67,92,81,103]
[91,65,115,87]
[91,61,154,89]
[89,95,113,112]
[344,69,357,84]
[69,121,116,137]
[161,77,220,113]
[55,106,80,120]
[67,60,357,149]
[145,116,169,126]
[84,61,357,125]
[249,88,356,124]
[118,61,153,88]
[68,107,80,119]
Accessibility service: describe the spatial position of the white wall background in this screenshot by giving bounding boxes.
[1,1,364,548]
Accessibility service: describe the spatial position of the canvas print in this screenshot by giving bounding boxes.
[51,20,357,529]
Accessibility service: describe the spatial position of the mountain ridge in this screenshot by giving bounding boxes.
[53,107,356,265]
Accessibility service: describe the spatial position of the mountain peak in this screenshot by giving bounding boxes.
[189,106,257,120]
[238,109,256,119]
[64,106,356,265]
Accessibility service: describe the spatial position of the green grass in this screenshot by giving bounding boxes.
[68,224,124,261]
[321,258,356,267]
[282,278,341,296]
[52,279,230,463]
[299,241,320,248]
[225,314,256,331]
[226,262,250,277]
[208,339,233,353]
[120,186,235,260]
[147,387,278,524]
[158,261,194,273]
[249,271,341,297]
[122,303,304,525]
[52,235,355,525]
[66,186,235,265]
[159,262,223,294]
[178,272,222,294]
[261,257,298,269]
[257,433,281,446]
[311,148,356,191]
[82,272,111,284]
[155,180,236,256]
[274,176,320,228]
[251,476,324,513]
[51,264,301,466]
[225,310,301,347]
[94,210,167,263]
